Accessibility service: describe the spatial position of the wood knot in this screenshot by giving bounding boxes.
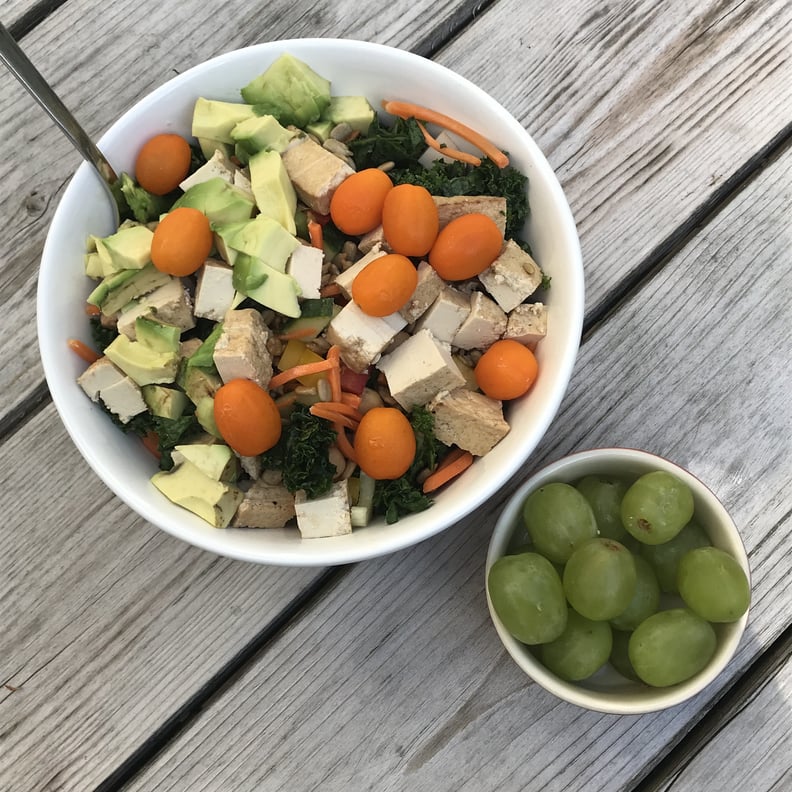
[24,191,47,217]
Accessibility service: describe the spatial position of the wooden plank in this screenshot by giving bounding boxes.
[651,649,792,791]
[126,120,792,792]
[0,0,479,427]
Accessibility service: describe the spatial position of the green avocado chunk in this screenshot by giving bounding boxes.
[141,384,190,420]
[104,334,179,387]
[248,150,298,234]
[172,443,239,482]
[192,98,257,144]
[172,178,255,225]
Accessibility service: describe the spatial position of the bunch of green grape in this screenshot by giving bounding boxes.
[487,470,750,687]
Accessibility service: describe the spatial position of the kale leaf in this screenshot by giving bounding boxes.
[260,404,338,499]
[390,157,529,240]
[89,317,118,353]
[348,116,426,170]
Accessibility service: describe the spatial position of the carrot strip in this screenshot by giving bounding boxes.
[422,449,474,493]
[311,405,359,430]
[269,358,336,390]
[67,338,101,364]
[276,326,316,341]
[320,282,342,298]
[382,100,509,168]
[416,121,482,167]
[334,423,358,462]
[326,346,342,402]
[84,302,101,316]
[339,391,362,409]
[308,219,324,250]
[311,401,363,421]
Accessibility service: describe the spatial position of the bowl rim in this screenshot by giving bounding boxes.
[37,38,584,566]
[485,447,750,714]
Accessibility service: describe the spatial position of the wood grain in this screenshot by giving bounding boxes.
[126,122,792,792]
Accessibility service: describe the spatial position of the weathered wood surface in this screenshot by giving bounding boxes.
[128,122,792,792]
[655,652,792,791]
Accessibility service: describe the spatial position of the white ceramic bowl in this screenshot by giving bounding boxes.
[38,39,583,566]
[486,448,750,714]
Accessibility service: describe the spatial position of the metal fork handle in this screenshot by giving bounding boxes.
[0,21,117,185]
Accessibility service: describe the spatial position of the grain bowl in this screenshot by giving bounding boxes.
[38,39,583,565]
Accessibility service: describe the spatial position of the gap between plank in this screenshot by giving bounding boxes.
[6,0,71,40]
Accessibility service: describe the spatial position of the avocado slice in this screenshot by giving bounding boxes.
[234,255,302,318]
[172,443,239,482]
[104,334,180,387]
[248,150,297,234]
[172,178,255,225]
[178,364,223,405]
[194,396,223,439]
[322,96,376,135]
[214,214,300,274]
[192,98,257,144]
[240,53,331,127]
[142,384,190,420]
[135,316,181,353]
[151,460,243,528]
[230,114,298,157]
[100,225,154,271]
[88,265,172,315]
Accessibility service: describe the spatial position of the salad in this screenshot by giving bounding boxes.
[71,53,549,537]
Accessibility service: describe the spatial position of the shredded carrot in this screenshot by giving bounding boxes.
[310,405,359,430]
[84,302,101,316]
[276,326,316,341]
[334,423,358,462]
[311,400,363,421]
[141,431,161,460]
[382,100,509,168]
[416,121,482,167]
[308,219,324,250]
[422,448,474,493]
[326,346,342,402]
[67,338,101,364]
[269,358,336,390]
[320,282,342,298]
[339,391,362,409]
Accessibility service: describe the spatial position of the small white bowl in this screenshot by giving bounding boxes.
[486,448,750,714]
[38,39,583,566]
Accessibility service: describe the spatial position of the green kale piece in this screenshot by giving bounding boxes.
[89,317,118,353]
[372,406,445,524]
[348,116,426,170]
[390,157,529,240]
[119,172,173,223]
[261,404,337,499]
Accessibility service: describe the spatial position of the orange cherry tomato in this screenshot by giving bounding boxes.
[429,213,504,281]
[134,133,192,195]
[352,253,418,317]
[353,407,416,480]
[213,379,282,457]
[330,168,393,235]
[151,207,213,276]
[474,339,538,400]
[381,184,439,257]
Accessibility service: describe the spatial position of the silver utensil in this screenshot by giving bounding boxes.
[0,21,122,221]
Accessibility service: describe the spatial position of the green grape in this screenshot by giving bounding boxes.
[576,474,630,540]
[541,608,612,681]
[628,608,716,687]
[641,521,711,593]
[522,483,598,564]
[621,471,694,545]
[563,538,637,621]
[487,553,567,645]
[610,555,660,631]
[609,629,640,681]
[677,547,750,623]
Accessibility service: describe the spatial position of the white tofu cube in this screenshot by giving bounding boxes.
[99,377,148,424]
[414,286,470,344]
[427,388,510,456]
[334,245,387,299]
[294,481,352,538]
[77,356,126,400]
[399,260,444,323]
[287,244,324,300]
[179,148,236,192]
[325,301,406,373]
[281,137,355,215]
[213,308,273,388]
[504,302,548,347]
[452,291,507,350]
[478,240,543,312]
[195,259,236,321]
[377,329,466,411]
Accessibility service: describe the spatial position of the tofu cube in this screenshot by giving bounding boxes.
[427,388,510,456]
[213,308,273,388]
[433,195,508,235]
[232,480,296,529]
[294,481,352,538]
[194,259,236,321]
[179,148,236,192]
[452,291,507,351]
[117,278,196,340]
[400,261,445,323]
[77,357,147,424]
[504,302,548,347]
[377,329,466,411]
[326,301,406,373]
[77,356,126,400]
[414,286,471,344]
[287,244,324,300]
[358,225,390,254]
[478,240,543,312]
[334,245,387,298]
[281,137,355,215]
